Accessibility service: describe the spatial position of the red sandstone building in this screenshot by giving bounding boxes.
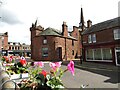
[0,32,31,56]
[30,20,83,61]
[0,32,8,55]
[82,17,120,66]
[30,8,85,61]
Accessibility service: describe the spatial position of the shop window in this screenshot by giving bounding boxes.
[86,49,94,60]
[94,49,102,60]
[102,48,112,60]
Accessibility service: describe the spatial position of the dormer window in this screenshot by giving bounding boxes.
[43,36,47,44]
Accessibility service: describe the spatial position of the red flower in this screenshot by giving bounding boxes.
[40,70,47,77]
[4,56,9,63]
[20,59,27,66]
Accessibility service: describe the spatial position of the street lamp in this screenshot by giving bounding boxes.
[78,28,83,64]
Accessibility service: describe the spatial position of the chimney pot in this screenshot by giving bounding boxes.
[63,21,66,25]
[87,20,92,28]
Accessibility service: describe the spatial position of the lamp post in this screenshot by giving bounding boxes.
[78,28,83,64]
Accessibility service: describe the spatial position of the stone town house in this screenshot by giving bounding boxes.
[82,17,120,66]
[30,20,83,61]
[0,32,8,55]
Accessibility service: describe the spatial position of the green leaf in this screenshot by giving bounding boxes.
[35,74,45,85]
[46,74,50,80]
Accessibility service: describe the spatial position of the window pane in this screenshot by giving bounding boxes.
[43,39,47,44]
[42,48,48,57]
[94,49,102,60]
[72,50,74,55]
[92,34,96,43]
[86,49,93,60]
[88,35,92,43]
[102,48,112,60]
[114,29,120,40]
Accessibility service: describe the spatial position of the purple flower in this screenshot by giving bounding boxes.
[34,61,44,68]
[67,60,75,76]
[49,62,62,71]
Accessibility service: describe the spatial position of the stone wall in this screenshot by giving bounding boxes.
[0,62,19,89]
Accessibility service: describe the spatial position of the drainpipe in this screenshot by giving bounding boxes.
[65,38,67,61]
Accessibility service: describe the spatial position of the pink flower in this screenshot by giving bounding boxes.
[49,62,62,71]
[9,56,13,62]
[67,60,75,76]
[34,62,44,68]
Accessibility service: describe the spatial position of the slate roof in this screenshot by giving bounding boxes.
[82,17,120,35]
[40,27,62,36]
[39,27,76,40]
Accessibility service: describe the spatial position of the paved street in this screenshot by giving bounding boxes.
[42,62,119,89]
[15,58,119,89]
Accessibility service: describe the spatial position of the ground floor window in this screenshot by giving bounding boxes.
[102,48,112,60]
[86,49,93,60]
[42,48,48,57]
[86,48,112,61]
[94,49,102,60]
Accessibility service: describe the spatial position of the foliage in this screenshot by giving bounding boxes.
[1,55,15,63]
[19,61,75,90]
[6,57,28,75]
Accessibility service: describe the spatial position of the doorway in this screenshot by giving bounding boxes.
[115,48,120,66]
[57,47,62,61]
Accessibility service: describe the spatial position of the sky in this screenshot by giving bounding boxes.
[0,0,119,45]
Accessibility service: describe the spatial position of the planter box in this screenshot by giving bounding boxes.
[10,73,29,80]
[10,74,21,80]
[3,63,14,67]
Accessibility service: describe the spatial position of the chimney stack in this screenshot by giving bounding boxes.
[87,20,92,28]
[62,21,68,37]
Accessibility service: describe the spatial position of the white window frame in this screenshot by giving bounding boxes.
[86,48,112,62]
[88,35,92,43]
[114,29,120,40]
[92,34,96,43]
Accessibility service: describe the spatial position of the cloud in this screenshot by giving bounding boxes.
[0,7,23,25]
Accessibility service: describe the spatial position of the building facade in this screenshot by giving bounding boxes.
[82,17,120,66]
[0,32,8,56]
[30,21,83,61]
[0,32,31,56]
[7,42,31,57]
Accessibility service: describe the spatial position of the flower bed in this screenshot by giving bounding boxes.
[18,61,75,90]
[1,55,15,63]
[1,56,29,80]
[1,56,75,90]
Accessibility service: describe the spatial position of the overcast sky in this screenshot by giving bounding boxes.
[0,0,119,44]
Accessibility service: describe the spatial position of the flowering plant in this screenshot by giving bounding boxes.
[1,55,15,63]
[6,57,28,75]
[18,60,75,90]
